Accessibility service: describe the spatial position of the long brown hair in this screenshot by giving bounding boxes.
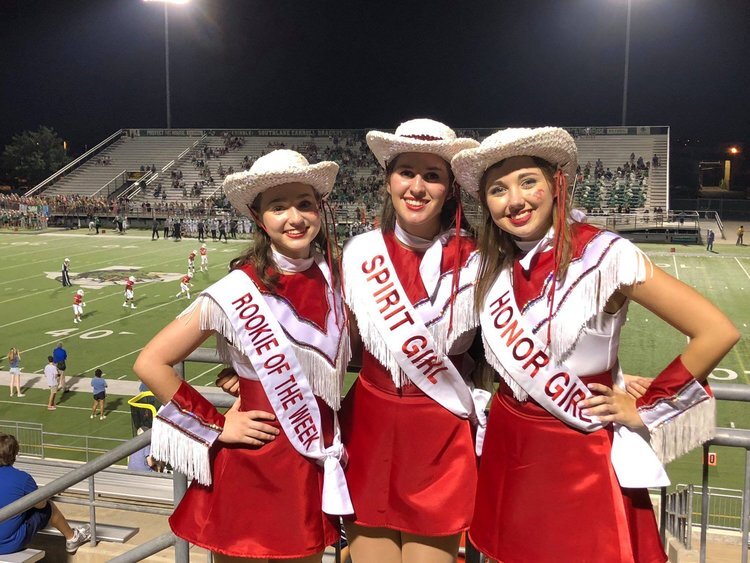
[229,190,339,290]
[379,154,472,235]
[473,156,575,313]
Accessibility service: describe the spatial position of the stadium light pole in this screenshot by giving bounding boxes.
[144,0,189,129]
[621,0,632,126]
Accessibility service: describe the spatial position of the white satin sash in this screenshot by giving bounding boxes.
[207,270,353,514]
[345,231,488,455]
[481,268,669,487]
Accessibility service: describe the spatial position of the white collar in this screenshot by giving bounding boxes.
[271,246,315,273]
[394,222,436,251]
[515,227,555,272]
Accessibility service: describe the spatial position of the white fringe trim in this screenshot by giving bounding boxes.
[346,268,478,388]
[549,237,653,363]
[151,416,213,486]
[648,397,716,465]
[185,294,345,410]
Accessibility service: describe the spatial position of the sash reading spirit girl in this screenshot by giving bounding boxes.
[344,231,488,454]
[481,267,670,488]
[208,270,353,515]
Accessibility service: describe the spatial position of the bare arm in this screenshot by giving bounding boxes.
[583,265,739,427]
[133,308,278,445]
[621,265,739,380]
[133,311,211,405]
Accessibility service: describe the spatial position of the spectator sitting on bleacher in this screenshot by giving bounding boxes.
[0,434,91,555]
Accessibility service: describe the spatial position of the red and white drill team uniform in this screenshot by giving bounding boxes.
[470,223,713,563]
[153,258,350,558]
[199,247,208,269]
[188,253,196,273]
[340,228,482,535]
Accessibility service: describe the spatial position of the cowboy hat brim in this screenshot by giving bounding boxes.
[367,131,479,169]
[223,161,339,218]
[451,127,577,196]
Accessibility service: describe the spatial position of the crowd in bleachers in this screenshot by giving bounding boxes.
[574,152,652,213]
[0,193,110,214]
[17,130,664,228]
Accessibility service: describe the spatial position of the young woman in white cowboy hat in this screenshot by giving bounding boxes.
[339,118,488,563]
[134,149,353,563]
[451,127,738,562]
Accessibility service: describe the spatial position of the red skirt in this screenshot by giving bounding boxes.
[169,378,339,559]
[470,381,667,563]
[339,375,477,536]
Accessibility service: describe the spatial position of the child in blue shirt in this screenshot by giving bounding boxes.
[0,434,90,554]
[90,369,107,420]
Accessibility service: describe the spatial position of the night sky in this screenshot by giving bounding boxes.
[1,0,749,152]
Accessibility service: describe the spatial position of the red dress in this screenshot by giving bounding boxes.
[169,264,340,559]
[340,230,478,535]
[470,224,667,563]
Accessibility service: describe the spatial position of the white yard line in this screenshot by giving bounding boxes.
[80,347,144,374]
[0,287,58,305]
[0,399,130,414]
[0,286,140,329]
[0,244,133,272]
[672,254,690,344]
[0,244,174,286]
[187,364,221,383]
[20,299,176,354]
[734,257,750,280]
[0,252,193,329]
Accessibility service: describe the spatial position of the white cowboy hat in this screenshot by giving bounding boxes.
[451,127,578,195]
[366,118,479,169]
[223,150,338,218]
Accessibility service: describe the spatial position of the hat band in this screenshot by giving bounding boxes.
[401,134,444,141]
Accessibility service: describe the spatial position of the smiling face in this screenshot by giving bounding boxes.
[482,156,555,241]
[386,152,451,239]
[257,182,321,259]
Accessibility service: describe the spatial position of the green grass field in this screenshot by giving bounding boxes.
[0,229,748,489]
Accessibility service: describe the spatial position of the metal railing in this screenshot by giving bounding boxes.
[26,129,124,196]
[4,356,748,562]
[697,384,750,563]
[0,421,127,462]
[0,420,43,457]
[91,169,128,198]
[0,349,230,562]
[665,484,694,549]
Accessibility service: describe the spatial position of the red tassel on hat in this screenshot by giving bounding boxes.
[546,169,568,347]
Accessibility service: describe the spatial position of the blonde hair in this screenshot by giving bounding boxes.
[473,157,575,313]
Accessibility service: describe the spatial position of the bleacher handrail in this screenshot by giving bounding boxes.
[128,134,207,202]
[26,129,124,196]
[90,169,128,199]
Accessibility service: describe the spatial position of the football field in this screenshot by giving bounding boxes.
[0,228,748,489]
